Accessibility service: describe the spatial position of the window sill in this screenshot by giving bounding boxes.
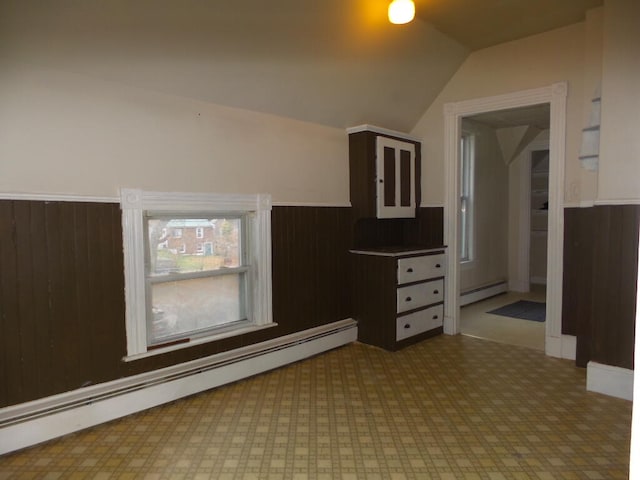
[122,322,278,362]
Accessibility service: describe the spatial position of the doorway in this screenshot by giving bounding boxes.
[456,109,550,350]
[442,83,568,358]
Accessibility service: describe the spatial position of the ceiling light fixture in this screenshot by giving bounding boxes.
[388,0,415,24]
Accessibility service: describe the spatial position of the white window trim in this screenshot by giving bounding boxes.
[120,188,274,360]
[460,132,475,265]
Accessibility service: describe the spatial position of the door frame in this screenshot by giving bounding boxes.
[443,82,568,358]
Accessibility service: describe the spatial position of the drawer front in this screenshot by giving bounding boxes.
[397,279,444,313]
[396,305,444,341]
[397,254,445,284]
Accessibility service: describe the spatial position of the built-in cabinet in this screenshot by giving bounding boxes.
[347,125,445,351]
[347,125,421,219]
[351,248,445,351]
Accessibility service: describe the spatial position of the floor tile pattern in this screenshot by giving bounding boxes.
[0,335,631,479]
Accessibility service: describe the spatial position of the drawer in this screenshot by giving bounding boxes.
[397,278,444,313]
[396,304,444,341]
[397,254,445,284]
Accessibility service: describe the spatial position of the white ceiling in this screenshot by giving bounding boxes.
[417,0,603,50]
[0,0,599,132]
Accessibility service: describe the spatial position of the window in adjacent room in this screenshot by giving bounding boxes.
[460,133,475,263]
[120,189,274,359]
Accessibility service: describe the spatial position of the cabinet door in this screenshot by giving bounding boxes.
[376,136,416,219]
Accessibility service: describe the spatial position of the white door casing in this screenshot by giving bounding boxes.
[443,82,568,358]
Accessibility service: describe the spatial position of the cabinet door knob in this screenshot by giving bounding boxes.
[404,323,411,329]
[435,264,441,268]
[433,290,439,295]
[405,296,412,302]
[379,179,384,183]
[407,267,413,273]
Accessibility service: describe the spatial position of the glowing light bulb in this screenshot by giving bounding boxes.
[388,0,415,25]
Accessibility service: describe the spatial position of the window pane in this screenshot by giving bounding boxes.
[147,217,242,275]
[148,274,246,344]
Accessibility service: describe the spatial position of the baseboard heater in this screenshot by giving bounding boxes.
[460,281,508,307]
[0,318,358,455]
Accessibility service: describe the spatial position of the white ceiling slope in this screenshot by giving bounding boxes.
[1,0,599,132]
[418,0,602,50]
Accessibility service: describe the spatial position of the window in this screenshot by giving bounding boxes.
[460,133,474,263]
[196,227,204,239]
[121,189,274,359]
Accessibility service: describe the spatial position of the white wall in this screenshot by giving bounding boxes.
[577,7,603,204]
[0,63,350,204]
[598,0,640,202]
[412,22,587,207]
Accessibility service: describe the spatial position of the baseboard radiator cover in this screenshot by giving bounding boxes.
[0,319,358,455]
[460,281,508,307]
[586,361,634,401]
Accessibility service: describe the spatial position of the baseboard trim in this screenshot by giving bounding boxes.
[586,361,633,401]
[460,281,508,307]
[0,319,358,455]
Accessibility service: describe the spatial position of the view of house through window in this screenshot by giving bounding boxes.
[145,216,248,346]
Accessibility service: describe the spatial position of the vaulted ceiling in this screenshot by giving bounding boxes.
[0,0,601,132]
[417,0,602,50]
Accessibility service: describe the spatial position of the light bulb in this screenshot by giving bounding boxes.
[388,0,415,25]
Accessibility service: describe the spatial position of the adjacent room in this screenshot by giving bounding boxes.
[1,0,639,478]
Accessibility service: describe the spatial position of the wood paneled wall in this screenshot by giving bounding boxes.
[0,202,356,408]
[353,207,444,250]
[271,207,353,334]
[0,201,127,406]
[563,205,639,369]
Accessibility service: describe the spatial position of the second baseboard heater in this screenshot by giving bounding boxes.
[460,281,508,306]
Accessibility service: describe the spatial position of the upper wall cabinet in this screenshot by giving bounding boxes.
[347,125,421,219]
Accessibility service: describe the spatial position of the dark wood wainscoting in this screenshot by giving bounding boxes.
[563,205,639,369]
[353,207,444,250]
[0,201,127,407]
[0,201,355,408]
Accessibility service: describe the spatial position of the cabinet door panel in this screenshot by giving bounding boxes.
[396,305,444,341]
[397,279,444,313]
[400,149,412,207]
[376,136,415,218]
[397,254,445,285]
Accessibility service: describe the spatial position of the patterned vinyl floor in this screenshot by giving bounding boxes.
[0,334,631,479]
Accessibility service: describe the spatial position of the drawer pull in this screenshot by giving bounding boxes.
[404,323,411,329]
[405,296,412,302]
[432,315,439,320]
[435,263,441,268]
[433,290,439,295]
[407,267,413,273]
